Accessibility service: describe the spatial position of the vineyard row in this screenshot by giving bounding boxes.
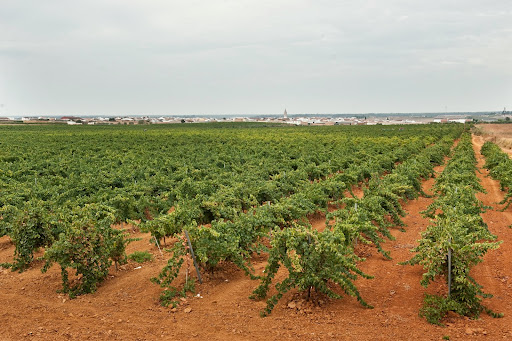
[403,133,502,325]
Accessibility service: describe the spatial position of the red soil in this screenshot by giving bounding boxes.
[1,136,512,340]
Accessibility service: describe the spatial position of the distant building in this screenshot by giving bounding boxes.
[60,116,82,121]
[334,120,352,126]
[448,119,471,124]
[283,109,288,120]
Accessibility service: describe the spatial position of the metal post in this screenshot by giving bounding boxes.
[184,230,202,284]
[447,237,452,298]
[153,236,163,256]
[354,203,358,246]
[307,233,312,300]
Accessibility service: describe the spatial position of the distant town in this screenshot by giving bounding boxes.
[0,109,510,126]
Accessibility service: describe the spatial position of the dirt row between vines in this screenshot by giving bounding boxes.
[2,137,512,340]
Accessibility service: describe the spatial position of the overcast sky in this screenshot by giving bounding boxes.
[1,1,511,116]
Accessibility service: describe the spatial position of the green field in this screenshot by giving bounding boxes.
[1,123,470,315]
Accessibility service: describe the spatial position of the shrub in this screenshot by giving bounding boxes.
[128,251,153,263]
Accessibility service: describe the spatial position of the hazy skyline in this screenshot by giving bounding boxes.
[1,1,511,116]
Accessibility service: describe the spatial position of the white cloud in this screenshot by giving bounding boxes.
[0,0,511,115]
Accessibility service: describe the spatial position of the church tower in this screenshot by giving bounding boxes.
[283,109,288,120]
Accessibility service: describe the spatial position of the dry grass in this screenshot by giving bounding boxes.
[474,124,512,154]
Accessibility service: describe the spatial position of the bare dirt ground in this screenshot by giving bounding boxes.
[474,124,512,156]
[2,137,512,340]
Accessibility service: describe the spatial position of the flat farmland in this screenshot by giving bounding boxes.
[1,123,512,340]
